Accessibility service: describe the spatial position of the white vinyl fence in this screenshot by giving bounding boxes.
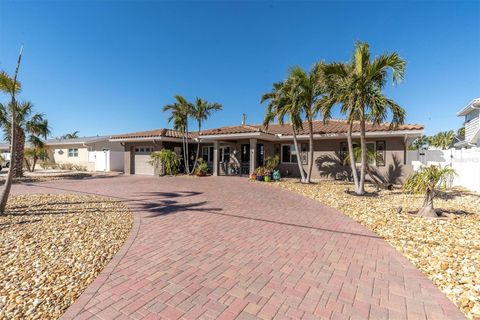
[406,148,480,192]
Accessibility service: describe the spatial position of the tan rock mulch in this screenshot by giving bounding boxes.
[273,180,480,319]
[0,194,133,319]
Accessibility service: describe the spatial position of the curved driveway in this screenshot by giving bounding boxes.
[12,175,463,320]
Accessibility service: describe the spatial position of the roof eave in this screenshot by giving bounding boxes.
[457,98,480,116]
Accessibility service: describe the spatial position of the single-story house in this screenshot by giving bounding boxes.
[44,136,124,172]
[454,98,480,149]
[111,120,423,182]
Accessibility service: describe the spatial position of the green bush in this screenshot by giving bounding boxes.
[194,158,209,176]
[149,149,181,176]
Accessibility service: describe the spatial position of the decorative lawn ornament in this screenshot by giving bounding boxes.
[273,169,281,181]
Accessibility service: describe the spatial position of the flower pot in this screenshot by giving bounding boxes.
[264,176,271,182]
[250,173,257,180]
[256,175,264,181]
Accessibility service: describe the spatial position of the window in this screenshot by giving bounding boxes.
[68,148,78,157]
[339,142,380,166]
[282,145,298,164]
[135,147,153,153]
[202,146,214,162]
[219,146,230,163]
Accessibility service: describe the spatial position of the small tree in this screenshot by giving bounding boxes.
[24,147,48,172]
[60,131,79,139]
[403,165,456,218]
[428,131,455,150]
[149,149,181,176]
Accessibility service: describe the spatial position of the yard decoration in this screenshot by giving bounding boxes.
[255,167,264,181]
[403,165,456,218]
[273,169,281,181]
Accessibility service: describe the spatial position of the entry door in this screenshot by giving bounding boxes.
[257,144,265,166]
[240,144,250,175]
[94,150,109,172]
[218,146,230,175]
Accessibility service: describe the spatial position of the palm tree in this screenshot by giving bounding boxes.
[403,165,456,218]
[429,131,455,150]
[261,82,307,183]
[0,101,50,177]
[163,95,193,174]
[0,45,23,213]
[409,135,429,150]
[191,98,222,173]
[60,131,79,139]
[319,42,406,195]
[286,63,326,183]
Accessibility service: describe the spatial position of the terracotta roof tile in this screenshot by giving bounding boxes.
[200,120,423,136]
[112,120,423,140]
[111,129,197,140]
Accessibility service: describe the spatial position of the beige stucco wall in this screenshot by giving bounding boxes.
[46,141,124,171]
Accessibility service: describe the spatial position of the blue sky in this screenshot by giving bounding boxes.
[0,1,478,137]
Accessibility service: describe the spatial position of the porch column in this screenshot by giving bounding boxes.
[213,141,219,176]
[249,138,257,174]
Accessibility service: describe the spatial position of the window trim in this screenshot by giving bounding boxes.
[281,144,299,164]
[202,146,214,162]
[68,148,78,157]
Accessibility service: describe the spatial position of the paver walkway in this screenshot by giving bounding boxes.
[12,175,464,320]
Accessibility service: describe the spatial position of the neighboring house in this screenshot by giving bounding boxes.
[111,120,423,182]
[44,136,124,172]
[455,98,480,148]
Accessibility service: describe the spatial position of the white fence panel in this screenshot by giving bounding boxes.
[406,148,480,192]
[109,151,124,171]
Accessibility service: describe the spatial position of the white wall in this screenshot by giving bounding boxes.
[407,148,480,192]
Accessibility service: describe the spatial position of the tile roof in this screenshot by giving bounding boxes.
[111,129,197,140]
[200,120,423,136]
[112,120,423,140]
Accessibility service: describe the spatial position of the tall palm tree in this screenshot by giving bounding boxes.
[319,42,406,195]
[163,95,193,174]
[0,101,50,177]
[429,131,455,150]
[0,45,23,213]
[286,63,326,183]
[191,98,222,173]
[261,82,307,183]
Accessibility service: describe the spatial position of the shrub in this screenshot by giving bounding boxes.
[194,158,209,176]
[149,149,181,176]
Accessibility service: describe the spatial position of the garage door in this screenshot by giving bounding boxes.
[134,147,155,175]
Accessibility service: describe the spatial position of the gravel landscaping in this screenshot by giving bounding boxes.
[273,180,480,319]
[0,194,133,319]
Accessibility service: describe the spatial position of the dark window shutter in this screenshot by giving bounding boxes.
[282,145,290,163]
[376,141,386,166]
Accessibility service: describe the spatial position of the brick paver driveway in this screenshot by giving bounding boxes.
[12,175,463,320]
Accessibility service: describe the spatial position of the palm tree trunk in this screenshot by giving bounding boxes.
[192,121,201,174]
[24,158,31,172]
[181,131,187,174]
[185,124,190,174]
[418,189,437,218]
[346,122,359,190]
[292,129,306,183]
[307,120,314,183]
[357,119,367,195]
[0,45,22,213]
[13,128,25,178]
[32,156,38,172]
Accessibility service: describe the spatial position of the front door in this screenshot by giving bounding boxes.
[257,144,265,167]
[219,146,230,175]
[240,144,250,175]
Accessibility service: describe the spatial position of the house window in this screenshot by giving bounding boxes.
[135,147,153,153]
[340,142,378,165]
[282,145,298,164]
[68,148,78,157]
[202,146,214,162]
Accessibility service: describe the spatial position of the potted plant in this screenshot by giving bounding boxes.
[255,167,264,181]
[263,169,272,182]
[250,172,257,180]
[194,158,209,177]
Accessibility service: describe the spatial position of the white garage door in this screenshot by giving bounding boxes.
[134,147,154,175]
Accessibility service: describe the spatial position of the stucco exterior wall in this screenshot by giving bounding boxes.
[46,141,124,171]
